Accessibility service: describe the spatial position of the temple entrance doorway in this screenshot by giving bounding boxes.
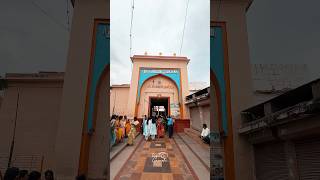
[149,97,169,117]
[137,74,180,119]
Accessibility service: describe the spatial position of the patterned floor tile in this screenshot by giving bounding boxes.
[114,137,197,180]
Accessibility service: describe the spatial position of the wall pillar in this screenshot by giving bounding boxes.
[54,0,109,179]
[211,1,254,179]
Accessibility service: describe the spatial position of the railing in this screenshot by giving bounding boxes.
[0,154,44,174]
[185,93,209,104]
[239,100,318,134]
[0,155,8,173]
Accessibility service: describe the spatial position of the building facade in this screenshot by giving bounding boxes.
[185,87,210,132]
[110,55,192,133]
[0,0,110,179]
[0,72,64,173]
[240,79,320,180]
[252,64,309,104]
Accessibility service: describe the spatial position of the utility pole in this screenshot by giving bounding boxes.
[8,88,20,168]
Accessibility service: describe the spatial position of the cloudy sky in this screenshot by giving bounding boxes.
[110,0,210,85]
[0,0,319,85]
[0,0,72,76]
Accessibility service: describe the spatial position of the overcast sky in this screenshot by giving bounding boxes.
[0,0,72,76]
[110,0,210,85]
[0,0,319,85]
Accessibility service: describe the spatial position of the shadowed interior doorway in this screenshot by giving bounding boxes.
[149,97,169,117]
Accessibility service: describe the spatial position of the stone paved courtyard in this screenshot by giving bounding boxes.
[114,137,198,180]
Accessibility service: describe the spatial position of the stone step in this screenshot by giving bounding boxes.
[110,133,140,161]
[173,134,210,180]
[177,133,210,169]
[184,128,210,149]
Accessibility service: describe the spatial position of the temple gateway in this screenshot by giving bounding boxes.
[110,55,201,132]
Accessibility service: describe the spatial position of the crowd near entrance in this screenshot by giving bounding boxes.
[109,56,210,179]
[110,112,211,179]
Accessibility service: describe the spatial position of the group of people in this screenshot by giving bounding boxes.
[110,114,175,145]
[0,168,55,180]
[142,115,174,140]
[0,168,88,180]
[110,115,139,147]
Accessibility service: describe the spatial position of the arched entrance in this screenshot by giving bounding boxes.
[54,15,110,179]
[137,74,180,118]
[126,57,190,121]
[78,19,110,178]
[210,21,235,179]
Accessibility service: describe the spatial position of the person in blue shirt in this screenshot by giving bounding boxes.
[167,116,174,138]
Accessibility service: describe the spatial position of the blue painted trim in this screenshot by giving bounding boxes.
[211,26,228,134]
[87,23,110,132]
[136,69,181,103]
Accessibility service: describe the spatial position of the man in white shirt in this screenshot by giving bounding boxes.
[200,124,210,144]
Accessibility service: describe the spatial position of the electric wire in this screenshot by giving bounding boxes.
[179,0,190,55]
[129,0,135,57]
[30,0,69,32]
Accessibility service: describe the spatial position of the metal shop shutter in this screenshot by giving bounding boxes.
[295,137,320,180]
[190,107,201,131]
[202,105,210,129]
[254,141,289,180]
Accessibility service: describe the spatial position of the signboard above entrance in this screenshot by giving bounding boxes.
[142,69,179,74]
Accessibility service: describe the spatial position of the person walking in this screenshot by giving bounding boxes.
[127,117,139,145]
[150,117,157,140]
[115,117,123,143]
[164,115,168,133]
[125,119,131,138]
[110,115,117,147]
[143,116,149,140]
[141,115,147,134]
[156,116,165,138]
[167,116,174,138]
[120,116,126,139]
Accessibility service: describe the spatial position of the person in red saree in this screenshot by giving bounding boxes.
[156,116,165,138]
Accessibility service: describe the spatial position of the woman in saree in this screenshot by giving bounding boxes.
[125,119,131,138]
[156,116,165,139]
[127,117,139,145]
[110,115,117,147]
[119,116,125,139]
[115,118,123,143]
